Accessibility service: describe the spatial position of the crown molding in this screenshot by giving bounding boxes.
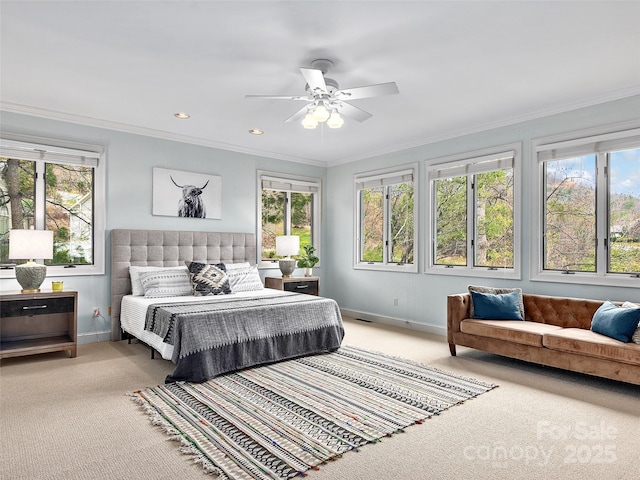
[0,101,327,168]
[3,86,638,169]
[327,87,640,166]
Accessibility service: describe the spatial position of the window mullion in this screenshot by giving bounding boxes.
[467,175,474,267]
[596,153,608,275]
[284,193,292,235]
[383,186,390,264]
[34,161,46,230]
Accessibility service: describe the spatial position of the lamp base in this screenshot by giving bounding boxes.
[15,262,47,293]
[278,258,296,278]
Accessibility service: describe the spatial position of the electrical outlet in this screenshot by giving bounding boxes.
[92,307,100,318]
[393,297,399,306]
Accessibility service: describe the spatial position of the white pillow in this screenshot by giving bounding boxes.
[129,266,188,296]
[226,264,264,292]
[138,269,193,298]
[621,301,640,344]
[224,262,251,271]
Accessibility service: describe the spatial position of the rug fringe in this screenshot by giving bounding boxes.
[128,392,227,479]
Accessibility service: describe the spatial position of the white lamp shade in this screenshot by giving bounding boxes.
[311,104,330,123]
[327,111,344,128]
[9,229,54,260]
[301,113,318,129]
[275,235,300,257]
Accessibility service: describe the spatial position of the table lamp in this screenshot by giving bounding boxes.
[9,229,54,293]
[275,235,299,278]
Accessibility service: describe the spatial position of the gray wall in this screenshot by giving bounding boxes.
[323,95,640,334]
[2,95,639,342]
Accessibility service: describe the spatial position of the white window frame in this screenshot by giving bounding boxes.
[425,143,521,279]
[257,170,322,270]
[0,133,106,277]
[531,121,640,288]
[353,163,418,273]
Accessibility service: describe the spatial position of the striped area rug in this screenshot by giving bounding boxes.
[130,346,497,479]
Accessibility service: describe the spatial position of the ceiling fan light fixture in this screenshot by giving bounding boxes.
[311,104,330,123]
[327,111,344,129]
[301,113,318,129]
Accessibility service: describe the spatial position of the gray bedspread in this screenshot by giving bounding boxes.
[144,293,344,383]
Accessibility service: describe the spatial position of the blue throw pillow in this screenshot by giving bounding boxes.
[591,301,640,342]
[470,290,524,320]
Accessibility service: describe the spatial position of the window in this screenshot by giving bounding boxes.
[0,135,105,277]
[258,171,321,269]
[533,125,640,287]
[426,144,521,279]
[354,164,417,272]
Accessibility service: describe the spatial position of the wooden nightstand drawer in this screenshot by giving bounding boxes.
[265,276,320,296]
[283,280,319,296]
[1,296,75,318]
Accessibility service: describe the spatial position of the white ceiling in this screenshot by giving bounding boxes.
[1,1,639,166]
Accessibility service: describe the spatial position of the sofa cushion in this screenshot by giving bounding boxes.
[522,295,603,329]
[470,291,524,320]
[460,319,563,347]
[543,328,640,366]
[590,301,640,342]
[469,285,524,319]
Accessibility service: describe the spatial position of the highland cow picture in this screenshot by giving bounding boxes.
[152,167,222,219]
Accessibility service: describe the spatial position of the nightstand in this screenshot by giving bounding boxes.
[0,290,78,359]
[265,276,320,296]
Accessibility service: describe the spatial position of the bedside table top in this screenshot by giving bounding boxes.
[1,289,78,299]
[265,276,319,281]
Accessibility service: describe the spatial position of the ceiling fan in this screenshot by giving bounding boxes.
[246,59,399,129]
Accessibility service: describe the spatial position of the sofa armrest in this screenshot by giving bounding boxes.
[447,293,471,348]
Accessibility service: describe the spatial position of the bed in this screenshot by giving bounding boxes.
[110,229,344,383]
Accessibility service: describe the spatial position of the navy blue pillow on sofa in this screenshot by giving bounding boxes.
[470,290,524,321]
[590,301,640,343]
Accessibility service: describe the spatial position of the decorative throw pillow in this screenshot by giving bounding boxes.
[470,290,524,320]
[590,301,640,343]
[622,301,640,344]
[129,266,188,296]
[468,285,525,319]
[185,261,231,296]
[226,264,264,292]
[138,269,193,298]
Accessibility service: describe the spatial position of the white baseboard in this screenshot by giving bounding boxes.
[78,331,111,345]
[340,308,447,337]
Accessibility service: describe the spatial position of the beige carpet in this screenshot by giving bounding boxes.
[1,316,638,480]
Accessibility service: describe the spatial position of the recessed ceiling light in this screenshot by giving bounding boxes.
[174,112,190,119]
[249,129,264,135]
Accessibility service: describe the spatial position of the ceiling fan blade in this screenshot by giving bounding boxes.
[300,68,328,94]
[284,105,310,123]
[334,82,399,100]
[245,94,309,101]
[337,102,373,122]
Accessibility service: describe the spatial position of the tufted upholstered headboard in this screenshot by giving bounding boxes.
[110,229,256,341]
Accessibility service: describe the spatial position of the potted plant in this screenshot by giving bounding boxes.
[296,244,319,277]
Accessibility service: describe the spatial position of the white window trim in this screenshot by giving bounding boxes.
[0,133,106,278]
[353,162,418,273]
[531,121,640,288]
[257,170,321,271]
[425,143,522,280]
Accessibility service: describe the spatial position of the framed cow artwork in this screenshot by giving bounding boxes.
[152,167,222,219]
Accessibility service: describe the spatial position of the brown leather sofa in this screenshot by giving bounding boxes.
[447,293,640,385]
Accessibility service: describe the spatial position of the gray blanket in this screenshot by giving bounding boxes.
[145,293,344,383]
